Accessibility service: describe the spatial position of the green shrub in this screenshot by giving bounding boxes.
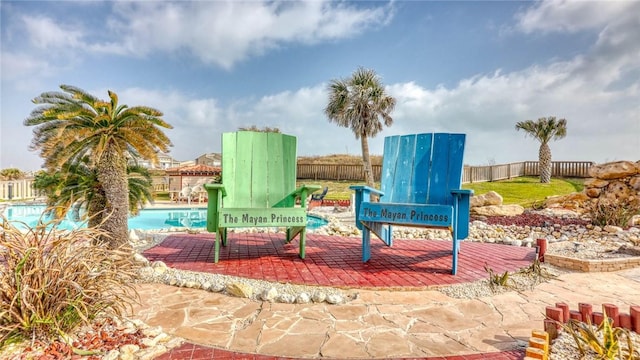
[0,216,139,346]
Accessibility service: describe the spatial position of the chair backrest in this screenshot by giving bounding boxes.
[380,133,466,206]
[221,131,297,208]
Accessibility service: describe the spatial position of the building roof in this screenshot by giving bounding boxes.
[166,164,221,175]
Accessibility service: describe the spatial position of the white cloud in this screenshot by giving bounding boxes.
[22,15,84,50]
[378,1,640,165]
[150,29,638,164]
[0,52,53,82]
[3,0,638,171]
[515,0,636,34]
[100,1,392,68]
[2,1,392,93]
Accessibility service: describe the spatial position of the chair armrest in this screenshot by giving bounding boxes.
[451,189,473,197]
[291,184,322,197]
[203,183,226,232]
[450,189,473,239]
[349,185,384,197]
[349,185,385,231]
[204,183,227,197]
[274,184,322,208]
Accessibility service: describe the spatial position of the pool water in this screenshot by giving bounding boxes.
[2,205,328,231]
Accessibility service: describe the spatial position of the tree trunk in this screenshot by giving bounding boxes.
[87,186,106,230]
[360,135,375,188]
[96,144,129,248]
[539,142,552,183]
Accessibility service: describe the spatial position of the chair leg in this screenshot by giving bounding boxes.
[362,227,371,262]
[385,225,393,247]
[220,228,228,247]
[299,229,306,259]
[452,239,459,275]
[213,235,220,263]
[451,229,459,275]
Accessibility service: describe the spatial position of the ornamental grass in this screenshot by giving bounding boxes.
[0,215,139,347]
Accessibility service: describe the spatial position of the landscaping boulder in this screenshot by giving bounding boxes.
[471,204,524,217]
[470,191,503,207]
[588,161,639,180]
[226,282,253,298]
[544,193,589,212]
[544,160,640,218]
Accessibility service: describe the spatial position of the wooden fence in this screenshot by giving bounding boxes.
[522,161,594,178]
[297,161,594,183]
[0,161,594,200]
[297,164,382,181]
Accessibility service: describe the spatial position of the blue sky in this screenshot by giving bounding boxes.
[1,1,639,171]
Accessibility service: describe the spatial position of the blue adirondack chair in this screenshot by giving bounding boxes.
[350,133,473,275]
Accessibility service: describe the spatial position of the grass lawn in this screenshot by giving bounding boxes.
[462,176,584,208]
[297,180,378,201]
[298,176,584,209]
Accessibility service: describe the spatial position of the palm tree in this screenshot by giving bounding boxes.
[0,168,25,180]
[515,116,567,183]
[34,160,154,227]
[325,67,396,187]
[25,85,172,248]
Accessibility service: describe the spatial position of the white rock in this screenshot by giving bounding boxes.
[209,281,225,292]
[296,293,311,303]
[311,291,327,303]
[326,294,343,304]
[153,333,172,344]
[121,321,139,334]
[604,225,623,233]
[165,337,184,349]
[142,325,163,337]
[260,287,278,302]
[129,229,139,241]
[102,349,119,360]
[278,293,295,303]
[226,282,253,298]
[133,253,149,265]
[135,344,167,360]
[118,344,140,360]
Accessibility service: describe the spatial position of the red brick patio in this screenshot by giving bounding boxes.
[143,233,536,288]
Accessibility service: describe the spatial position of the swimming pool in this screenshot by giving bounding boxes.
[1,205,328,231]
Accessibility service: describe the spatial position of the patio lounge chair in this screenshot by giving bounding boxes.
[311,187,328,203]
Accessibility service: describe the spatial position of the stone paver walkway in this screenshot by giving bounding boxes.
[132,228,640,359]
[132,267,640,359]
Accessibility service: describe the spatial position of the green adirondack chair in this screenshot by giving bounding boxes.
[204,131,321,263]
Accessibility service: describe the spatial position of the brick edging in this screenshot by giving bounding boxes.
[544,302,640,334]
[530,302,640,359]
[544,253,640,272]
